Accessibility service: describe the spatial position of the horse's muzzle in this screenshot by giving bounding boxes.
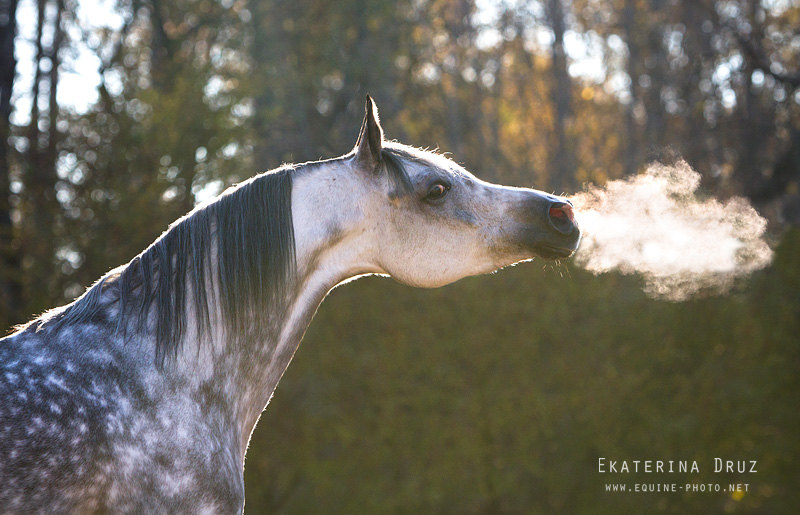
[513,194,581,259]
[539,199,580,258]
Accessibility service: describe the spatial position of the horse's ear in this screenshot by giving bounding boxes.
[354,95,383,170]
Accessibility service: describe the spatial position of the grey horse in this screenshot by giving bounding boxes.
[0,97,580,512]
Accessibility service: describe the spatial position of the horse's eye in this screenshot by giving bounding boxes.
[425,182,450,201]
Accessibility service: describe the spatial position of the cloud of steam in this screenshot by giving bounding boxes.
[569,161,773,300]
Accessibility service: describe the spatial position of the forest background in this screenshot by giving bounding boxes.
[1,0,799,512]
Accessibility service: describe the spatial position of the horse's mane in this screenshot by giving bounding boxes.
[43,167,296,365]
[30,147,424,365]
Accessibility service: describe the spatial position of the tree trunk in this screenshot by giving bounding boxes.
[643,0,666,151]
[622,0,639,176]
[546,0,573,192]
[0,0,21,328]
[23,0,64,314]
[736,0,766,195]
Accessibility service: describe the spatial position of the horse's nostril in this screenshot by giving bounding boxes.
[549,203,574,223]
[548,202,576,234]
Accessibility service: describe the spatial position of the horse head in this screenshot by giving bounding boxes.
[292,96,581,289]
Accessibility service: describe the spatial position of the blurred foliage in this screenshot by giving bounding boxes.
[1,0,799,512]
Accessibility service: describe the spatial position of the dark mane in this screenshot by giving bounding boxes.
[34,148,420,364]
[48,167,296,365]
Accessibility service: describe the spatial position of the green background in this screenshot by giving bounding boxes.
[243,231,800,513]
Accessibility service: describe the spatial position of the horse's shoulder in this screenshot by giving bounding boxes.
[1,321,244,510]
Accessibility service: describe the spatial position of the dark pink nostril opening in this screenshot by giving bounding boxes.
[549,204,574,224]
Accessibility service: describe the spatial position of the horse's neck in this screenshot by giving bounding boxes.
[199,230,375,457]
